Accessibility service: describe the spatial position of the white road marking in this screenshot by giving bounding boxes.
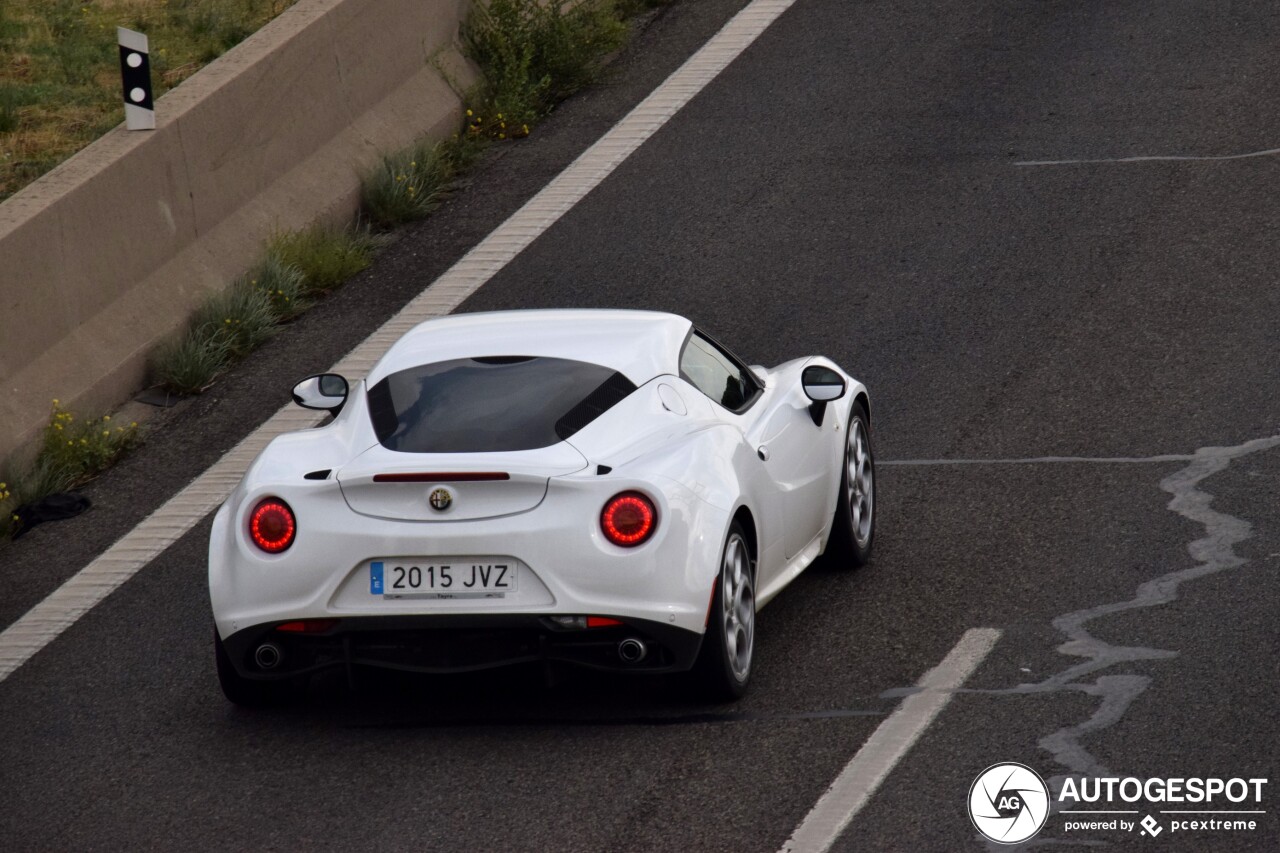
[1015,147,1280,166]
[881,454,1195,466]
[779,628,1002,853]
[0,0,803,684]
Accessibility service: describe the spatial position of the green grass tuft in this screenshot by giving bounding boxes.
[191,279,279,358]
[151,330,235,396]
[38,404,143,490]
[246,255,311,321]
[151,225,381,396]
[0,403,142,539]
[266,225,379,294]
[362,137,463,229]
[463,0,627,139]
[152,274,280,394]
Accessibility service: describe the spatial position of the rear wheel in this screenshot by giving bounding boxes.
[827,403,875,566]
[692,522,755,701]
[214,630,302,707]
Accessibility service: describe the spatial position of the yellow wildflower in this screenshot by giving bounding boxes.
[466,109,473,116]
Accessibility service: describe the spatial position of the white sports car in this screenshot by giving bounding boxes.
[209,309,875,705]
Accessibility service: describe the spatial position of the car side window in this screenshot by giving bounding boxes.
[679,331,760,412]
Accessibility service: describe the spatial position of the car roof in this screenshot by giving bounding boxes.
[364,309,693,386]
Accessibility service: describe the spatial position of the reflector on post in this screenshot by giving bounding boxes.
[117,27,155,130]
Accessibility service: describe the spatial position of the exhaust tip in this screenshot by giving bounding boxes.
[254,643,283,670]
[618,638,647,664]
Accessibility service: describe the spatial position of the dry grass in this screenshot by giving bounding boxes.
[0,0,297,201]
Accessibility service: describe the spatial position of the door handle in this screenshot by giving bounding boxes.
[757,446,769,461]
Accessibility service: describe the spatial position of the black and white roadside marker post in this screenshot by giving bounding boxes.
[117,27,155,130]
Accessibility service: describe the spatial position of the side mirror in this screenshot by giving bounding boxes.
[292,373,348,414]
[801,365,845,426]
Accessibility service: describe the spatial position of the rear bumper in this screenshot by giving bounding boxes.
[220,614,705,680]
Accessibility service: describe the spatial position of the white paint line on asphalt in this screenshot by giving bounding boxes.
[779,628,1001,853]
[1015,146,1280,166]
[0,0,803,684]
[880,454,1195,466]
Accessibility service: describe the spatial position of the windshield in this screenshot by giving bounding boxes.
[366,356,637,453]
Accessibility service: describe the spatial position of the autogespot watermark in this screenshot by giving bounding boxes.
[969,763,1051,844]
[968,764,1269,844]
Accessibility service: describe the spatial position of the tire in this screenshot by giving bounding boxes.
[214,630,302,707]
[691,521,755,702]
[827,402,875,567]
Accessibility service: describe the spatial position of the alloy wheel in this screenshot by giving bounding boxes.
[721,533,755,681]
[846,418,874,547]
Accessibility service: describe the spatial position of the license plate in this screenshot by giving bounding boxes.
[369,559,517,599]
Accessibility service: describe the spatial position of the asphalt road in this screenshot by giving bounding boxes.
[3,0,1280,849]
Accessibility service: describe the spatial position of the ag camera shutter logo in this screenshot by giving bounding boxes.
[969,762,1050,844]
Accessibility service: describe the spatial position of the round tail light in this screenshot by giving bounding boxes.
[249,498,296,553]
[601,492,657,547]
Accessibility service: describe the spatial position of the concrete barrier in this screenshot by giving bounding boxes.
[0,0,479,468]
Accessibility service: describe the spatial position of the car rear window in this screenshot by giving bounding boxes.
[367,356,637,453]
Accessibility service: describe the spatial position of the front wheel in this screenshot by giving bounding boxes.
[691,522,755,701]
[827,403,875,567]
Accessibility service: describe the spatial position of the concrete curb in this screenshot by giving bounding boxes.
[0,0,479,468]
